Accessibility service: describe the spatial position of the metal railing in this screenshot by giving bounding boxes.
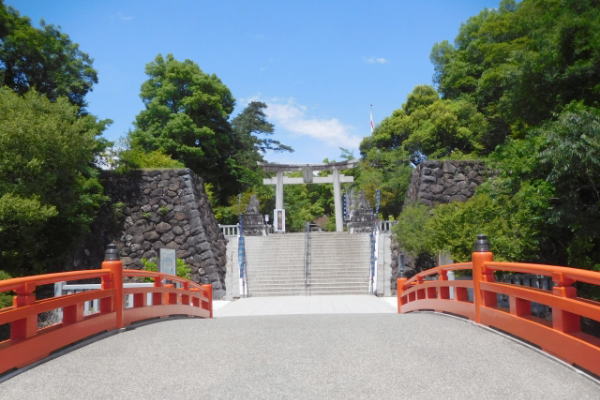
[55,282,161,316]
[238,220,248,297]
[397,234,600,377]
[304,222,312,294]
[379,220,397,232]
[369,226,380,295]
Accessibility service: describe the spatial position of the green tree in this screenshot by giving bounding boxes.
[232,101,293,154]
[355,149,412,218]
[402,98,487,158]
[129,54,238,201]
[0,1,97,108]
[229,101,293,189]
[0,88,109,276]
[403,85,439,115]
[360,86,487,161]
[425,187,553,263]
[392,203,431,257]
[422,105,599,269]
[283,181,332,232]
[430,0,600,147]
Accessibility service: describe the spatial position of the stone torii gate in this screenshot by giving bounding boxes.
[260,160,358,232]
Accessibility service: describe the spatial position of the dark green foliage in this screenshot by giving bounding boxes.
[355,149,412,218]
[283,180,334,232]
[0,1,97,109]
[0,269,12,308]
[430,0,600,147]
[425,187,553,262]
[420,106,599,269]
[0,88,109,276]
[229,101,293,191]
[360,85,488,161]
[392,203,431,257]
[382,0,600,272]
[129,54,238,202]
[129,56,291,204]
[232,101,293,154]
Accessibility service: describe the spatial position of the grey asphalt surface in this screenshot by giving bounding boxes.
[1,299,599,399]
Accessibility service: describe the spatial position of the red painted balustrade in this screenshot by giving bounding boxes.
[0,246,212,375]
[397,235,600,377]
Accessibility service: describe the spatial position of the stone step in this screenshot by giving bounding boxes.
[249,277,368,285]
[245,265,371,271]
[240,231,372,297]
[250,286,370,297]
[247,271,368,278]
[247,272,305,278]
[249,285,369,293]
[309,267,370,272]
[247,267,305,272]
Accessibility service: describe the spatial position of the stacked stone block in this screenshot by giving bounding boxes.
[405,160,487,206]
[72,169,227,298]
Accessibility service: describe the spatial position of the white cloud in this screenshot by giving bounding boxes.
[116,12,134,21]
[365,57,388,64]
[263,99,362,149]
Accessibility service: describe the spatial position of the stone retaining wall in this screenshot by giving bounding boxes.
[70,169,227,298]
[390,160,489,294]
[405,160,487,206]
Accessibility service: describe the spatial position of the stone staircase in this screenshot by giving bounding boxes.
[245,232,371,297]
[308,232,371,295]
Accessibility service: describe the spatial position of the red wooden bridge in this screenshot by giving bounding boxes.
[1,236,599,398]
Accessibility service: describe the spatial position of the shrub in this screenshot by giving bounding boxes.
[141,257,191,280]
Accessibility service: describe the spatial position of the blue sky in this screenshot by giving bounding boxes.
[7,0,500,163]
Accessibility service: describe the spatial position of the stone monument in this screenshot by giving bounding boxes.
[241,195,268,236]
[347,190,377,233]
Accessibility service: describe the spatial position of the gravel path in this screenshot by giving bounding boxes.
[1,309,598,399]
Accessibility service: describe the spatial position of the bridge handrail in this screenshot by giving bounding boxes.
[397,235,600,378]
[0,245,212,376]
[122,269,206,289]
[403,262,473,284]
[483,261,600,286]
[0,269,111,293]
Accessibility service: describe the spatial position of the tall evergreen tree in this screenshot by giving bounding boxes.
[129,54,239,201]
[0,1,98,109]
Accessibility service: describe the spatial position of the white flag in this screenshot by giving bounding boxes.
[370,105,375,133]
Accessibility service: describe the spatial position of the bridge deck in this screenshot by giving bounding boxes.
[1,296,598,399]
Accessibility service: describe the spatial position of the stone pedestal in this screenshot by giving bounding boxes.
[241,213,267,236]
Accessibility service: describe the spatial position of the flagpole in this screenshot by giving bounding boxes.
[370,104,375,133]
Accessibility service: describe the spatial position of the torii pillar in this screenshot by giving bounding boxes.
[261,161,357,233]
[332,168,343,232]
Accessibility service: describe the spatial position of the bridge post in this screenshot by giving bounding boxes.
[102,243,124,329]
[202,284,213,318]
[472,234,493,323]
[396,278,407,313]
[551,273,580,333]
[11,282,37,340]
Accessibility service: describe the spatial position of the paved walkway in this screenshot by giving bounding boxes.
[1,296,598,399]
[213,295,397,317]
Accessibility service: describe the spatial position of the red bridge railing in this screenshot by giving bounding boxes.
[397,234,600,377]
[0,244,212,375]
